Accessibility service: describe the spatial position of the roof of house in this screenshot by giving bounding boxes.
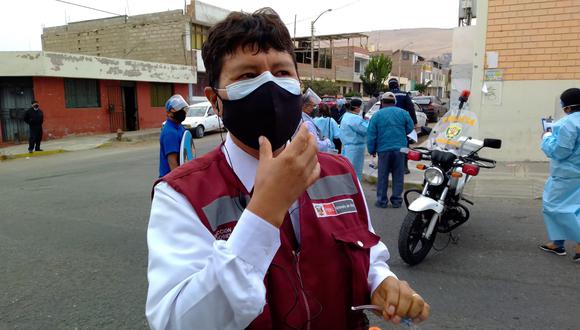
[0,51,196,83]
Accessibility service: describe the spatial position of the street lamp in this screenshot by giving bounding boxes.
[311,8,332,81]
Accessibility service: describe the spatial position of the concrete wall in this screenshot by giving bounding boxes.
[33,77,111,138]
[0,52,195,84]
[190,0,230,25]
[42,10,191,66]
[470,0,580,162]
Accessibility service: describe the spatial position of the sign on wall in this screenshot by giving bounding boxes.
[484,69,503,81]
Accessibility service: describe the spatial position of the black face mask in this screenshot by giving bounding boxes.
[172,110,186,123]
[219,81,302,150]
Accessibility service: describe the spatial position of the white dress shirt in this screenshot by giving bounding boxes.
[146,134,396,330]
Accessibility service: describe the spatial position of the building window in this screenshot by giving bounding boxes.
[192,24,209,50]
[354,59,361,73]
[150,83,173,107]
[402,51,410,60]
[64,78,100,108]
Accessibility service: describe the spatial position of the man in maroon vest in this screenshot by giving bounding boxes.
[146,8,430,330]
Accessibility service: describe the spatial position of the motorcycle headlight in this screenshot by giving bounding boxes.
[425,167,445,186]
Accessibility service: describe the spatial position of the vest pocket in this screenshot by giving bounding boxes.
[331,226,380,307]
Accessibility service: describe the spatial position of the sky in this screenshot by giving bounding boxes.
[0,0,459,51]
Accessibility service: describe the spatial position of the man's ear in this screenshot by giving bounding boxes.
[204,87,222,117]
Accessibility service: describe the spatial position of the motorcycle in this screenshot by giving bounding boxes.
[398,91,502,265]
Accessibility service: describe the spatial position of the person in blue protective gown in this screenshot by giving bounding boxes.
[538,88,580,262]
[313,103,341,153]
[339,98,368,179]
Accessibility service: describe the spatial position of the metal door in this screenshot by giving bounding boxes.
[107,86,125,132]
[0,78,34,143]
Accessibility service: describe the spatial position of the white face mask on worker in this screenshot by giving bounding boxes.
[219,71,300,101]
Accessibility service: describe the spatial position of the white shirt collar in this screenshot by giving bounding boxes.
[221,133,258,193]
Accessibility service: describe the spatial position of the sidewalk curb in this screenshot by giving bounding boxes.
[362,173,423,191]
[1,149,67,161]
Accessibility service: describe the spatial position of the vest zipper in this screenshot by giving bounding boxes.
[293,250,311,330]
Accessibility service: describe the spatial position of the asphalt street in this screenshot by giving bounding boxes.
[1,134,578,329]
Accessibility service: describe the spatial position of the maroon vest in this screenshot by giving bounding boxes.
[159,146,380,329]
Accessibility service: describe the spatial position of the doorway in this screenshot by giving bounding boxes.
[122,86,137,131]
[0,77,34,143]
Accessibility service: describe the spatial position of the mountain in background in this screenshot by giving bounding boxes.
[365,28,453,61]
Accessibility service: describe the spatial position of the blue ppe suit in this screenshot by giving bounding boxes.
[313,116,341,150]
[541,111,580,242]
[340,112,369,179]
[302,112,332,152]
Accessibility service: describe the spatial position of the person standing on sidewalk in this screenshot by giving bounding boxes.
[23,100,44,153]
[340,98,368,179]
[367,92,414,208]
[388,78,417,174]
[158,95,188,177]
[538,88,580,262]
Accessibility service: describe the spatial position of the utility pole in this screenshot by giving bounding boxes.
[311,9,332,81]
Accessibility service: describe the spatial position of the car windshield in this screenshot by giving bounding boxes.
[413,97,432,105]
[187,106,206,117]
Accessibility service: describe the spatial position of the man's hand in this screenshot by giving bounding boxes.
[247,124,320,228]
[371,277,430,325]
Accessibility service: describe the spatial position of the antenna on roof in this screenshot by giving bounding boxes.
[458,0,477,26]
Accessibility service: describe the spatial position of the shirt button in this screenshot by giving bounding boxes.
[356,240,364,247]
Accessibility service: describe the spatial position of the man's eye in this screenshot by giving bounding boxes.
[275,70,291,77]
[238,73,257,80]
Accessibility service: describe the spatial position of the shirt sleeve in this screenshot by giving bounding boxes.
[161,129,181,157]
[367,117,377,155]
[332,119,341,139]
[541,121,576,160]
[355,179,397,294]
[404,112,414,134]
[406,96,418,124]
[146,182,281,330]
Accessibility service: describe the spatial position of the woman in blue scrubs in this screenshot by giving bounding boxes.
[538,88,580,262]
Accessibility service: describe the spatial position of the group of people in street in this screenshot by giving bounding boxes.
[301,79,418,209]
[147,7,579,330]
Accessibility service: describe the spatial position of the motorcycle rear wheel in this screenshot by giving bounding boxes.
[398,210,437,266]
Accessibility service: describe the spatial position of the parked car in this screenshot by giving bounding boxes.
[162,101,222,138]
[320,95,337,110]
[183,101,222,138]
[363,101,427,134]
[412,96,447,123]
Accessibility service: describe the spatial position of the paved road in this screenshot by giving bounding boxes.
[1,135,578,329]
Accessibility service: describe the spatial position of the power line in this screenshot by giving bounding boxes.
[55,0,124,17]
[285,0,361,26]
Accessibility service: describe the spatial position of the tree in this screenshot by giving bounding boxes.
[360,54,392,96]
[301,79,340,96]
[415,80,432,94]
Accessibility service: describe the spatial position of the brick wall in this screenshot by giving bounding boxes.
[42,10,191,66]
[33,77,111,138]
[486,0,580,80]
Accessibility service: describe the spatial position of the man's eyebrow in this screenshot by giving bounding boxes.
[227,63,260,74]
[270,60,295,69]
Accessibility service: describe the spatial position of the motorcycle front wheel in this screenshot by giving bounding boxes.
[398,210,437,266]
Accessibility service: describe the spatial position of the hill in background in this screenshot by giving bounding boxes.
[365,28,453,60]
